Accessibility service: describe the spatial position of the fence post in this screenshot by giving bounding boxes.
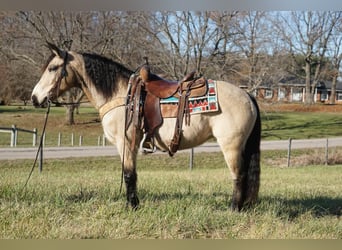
[14,125,18,147]
[10,125,15,147]
[189,148,194,170]
[11,124,17,147]
[325,138,329,166]
[79,135,83,146]
[33,128,37,146]
[71,133,74,146]
[58,132,62,147]
[287,138,292,167]
[97,136,101,146]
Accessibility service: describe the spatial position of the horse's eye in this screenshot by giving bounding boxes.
[48,65,59,72]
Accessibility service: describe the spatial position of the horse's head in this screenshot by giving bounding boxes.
[31,42,77,107]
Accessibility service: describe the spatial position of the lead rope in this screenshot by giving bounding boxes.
[21,100,51,192]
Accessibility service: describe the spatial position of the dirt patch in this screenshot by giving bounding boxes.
[259,102,342,113]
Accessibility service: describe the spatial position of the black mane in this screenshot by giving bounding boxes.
[82,53,133,100]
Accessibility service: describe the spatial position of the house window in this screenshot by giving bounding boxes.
[320,91,328,101]
[337,93,342,101]
[278,88,285,100]
[265,89,273,99]
[292,88,303,102]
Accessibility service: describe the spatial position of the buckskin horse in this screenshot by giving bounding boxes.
[31,43,261,211]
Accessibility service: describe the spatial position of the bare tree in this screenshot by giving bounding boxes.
[137,11,240,80]
[137,11,194,78]
[227,11,277,90]
[276,11,341,104]
[329,17,342,104]
[0,11,41,105]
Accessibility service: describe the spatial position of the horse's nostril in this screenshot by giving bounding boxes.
[31,95,47,108]
[32,95,39,107]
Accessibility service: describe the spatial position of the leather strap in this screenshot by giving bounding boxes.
[98,97,126,120]
[130,79,143,151]
[168,83,193,156]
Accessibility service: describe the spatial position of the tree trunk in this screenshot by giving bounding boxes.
[330,75,337,104]
[304,62,313,105]
[65,105,75,125]
[64,92,75,125]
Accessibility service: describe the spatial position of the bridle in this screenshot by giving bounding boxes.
[51,51,69,99]
[48,51,88,106]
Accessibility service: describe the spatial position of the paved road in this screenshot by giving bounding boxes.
[1,137,342,160]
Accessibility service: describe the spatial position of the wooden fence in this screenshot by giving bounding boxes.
[0,126,107,147]
[0,125,37,147]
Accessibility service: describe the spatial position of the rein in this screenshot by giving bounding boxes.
[21,100,51,191]
[50,100,89,106]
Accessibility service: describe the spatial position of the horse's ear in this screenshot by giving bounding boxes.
[46,41,66,59]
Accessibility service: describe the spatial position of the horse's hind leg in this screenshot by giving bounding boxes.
[218,140,247,211]
[229,151,248,211]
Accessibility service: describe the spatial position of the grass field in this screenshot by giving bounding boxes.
[0,151,341,239]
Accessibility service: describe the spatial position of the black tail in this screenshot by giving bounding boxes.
[244,94,261,205]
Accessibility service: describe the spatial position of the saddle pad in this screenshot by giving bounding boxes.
[160,79,219,117]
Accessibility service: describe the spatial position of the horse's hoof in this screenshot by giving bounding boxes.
[131,197,140,210]
[231,202,242,212]
[126,196,139,211]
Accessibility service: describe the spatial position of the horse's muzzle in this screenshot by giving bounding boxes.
[32,94,48,108]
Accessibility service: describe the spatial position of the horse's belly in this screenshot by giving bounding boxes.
[155,114,213,151]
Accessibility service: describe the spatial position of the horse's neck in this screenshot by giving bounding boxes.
[70,54,128,110]
[82,77,128,110]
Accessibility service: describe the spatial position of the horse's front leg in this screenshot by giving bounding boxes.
[117,136,141,210]
[103,109,141,210]
[124,167,139,210]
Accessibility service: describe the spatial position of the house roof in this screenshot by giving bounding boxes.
[240,76,342,91]
[277,77,342,91]
[316,81,342,91]
[278,76,305,86]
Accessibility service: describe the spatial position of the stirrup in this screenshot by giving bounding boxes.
[140,133,157,154]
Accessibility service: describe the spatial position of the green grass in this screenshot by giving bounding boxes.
[261,112,342,140]
[0,152,341,239]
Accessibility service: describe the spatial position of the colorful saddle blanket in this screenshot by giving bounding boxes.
[160,79,219,117]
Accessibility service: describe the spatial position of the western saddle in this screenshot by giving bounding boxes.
[126,65,207,156]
